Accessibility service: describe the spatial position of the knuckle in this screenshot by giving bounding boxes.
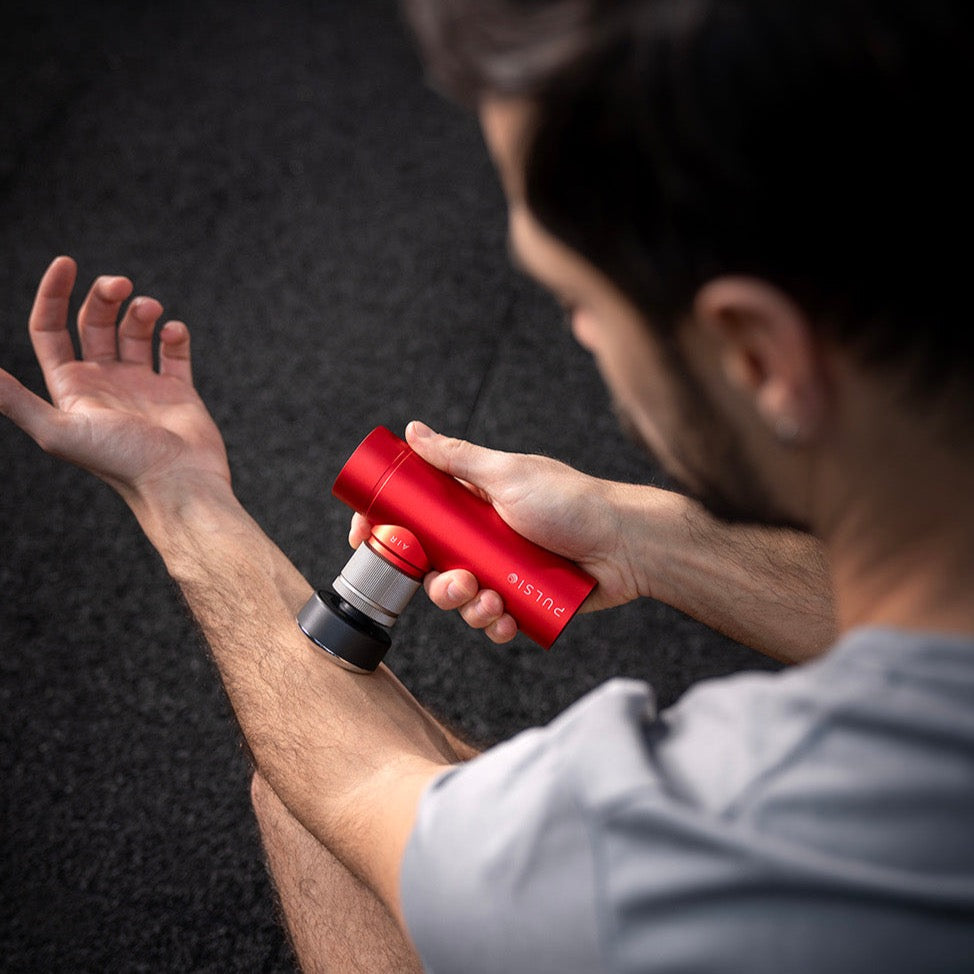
[442,435,469,472]
[460,593,500,629]
[429,579,460,609]
[482,589,504,614]
[459,604,487,629]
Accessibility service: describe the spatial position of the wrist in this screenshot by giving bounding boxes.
[605,481,697,608]
[127,472,249,573]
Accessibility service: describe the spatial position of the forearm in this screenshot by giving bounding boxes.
[612,484,836,663]
[131,476,465,906]
[3,259,465,914]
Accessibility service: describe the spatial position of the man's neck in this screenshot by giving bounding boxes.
[818,395,974,638]
[829,515,974,637]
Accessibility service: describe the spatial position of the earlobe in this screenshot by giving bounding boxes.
[692,276,827,443]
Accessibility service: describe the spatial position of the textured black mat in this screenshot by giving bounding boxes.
[0,2,779,970]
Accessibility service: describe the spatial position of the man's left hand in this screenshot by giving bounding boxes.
[0,256,231,510]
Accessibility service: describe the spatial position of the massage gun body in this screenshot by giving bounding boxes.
[298,427,596,671]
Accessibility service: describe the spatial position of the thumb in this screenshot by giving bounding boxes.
[405,421,508,492]
[0,368,61,449]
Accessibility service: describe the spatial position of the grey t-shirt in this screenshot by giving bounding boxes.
[401,627,974,973]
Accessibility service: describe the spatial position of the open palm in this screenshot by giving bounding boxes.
[0,257,230,501]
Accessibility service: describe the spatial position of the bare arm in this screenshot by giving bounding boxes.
[608,482,835,663]
[0,256,468,922]
[141,481,464,916]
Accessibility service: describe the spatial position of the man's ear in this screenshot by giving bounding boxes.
[692,276,829,444]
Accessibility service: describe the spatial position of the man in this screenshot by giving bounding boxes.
[1,2,971,973]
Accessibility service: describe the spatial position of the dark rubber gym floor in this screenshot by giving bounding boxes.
[0,3,779,969]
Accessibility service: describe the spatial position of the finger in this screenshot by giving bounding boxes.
[158,320,192,382]
[118,296,164,366]
[28,256,79,373]
[424,569,479,610]
[77,274,134,362]
[349,513,372,549]
[458,588,506,631]
[405,421,508,492]
[0,366,65,451]
[484,613,518,645]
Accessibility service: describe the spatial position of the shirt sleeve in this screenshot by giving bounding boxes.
[400,679,656,974]
[400,647,974,974]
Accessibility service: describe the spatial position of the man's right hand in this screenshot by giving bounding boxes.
[349,422,650,643]
[351,423,836,661]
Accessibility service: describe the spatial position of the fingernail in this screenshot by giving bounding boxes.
[408,420,434,440]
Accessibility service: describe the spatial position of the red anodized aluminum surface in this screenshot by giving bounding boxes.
[333,427,597,649]
[366,524,430,580]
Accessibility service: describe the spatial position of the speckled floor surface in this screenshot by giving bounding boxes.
[0,3,777,969]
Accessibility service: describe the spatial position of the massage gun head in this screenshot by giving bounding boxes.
[297,525,430,672]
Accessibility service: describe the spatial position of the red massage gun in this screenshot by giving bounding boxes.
[297,427,597,671]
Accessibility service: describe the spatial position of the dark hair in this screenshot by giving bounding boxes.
[403,0,970,404]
